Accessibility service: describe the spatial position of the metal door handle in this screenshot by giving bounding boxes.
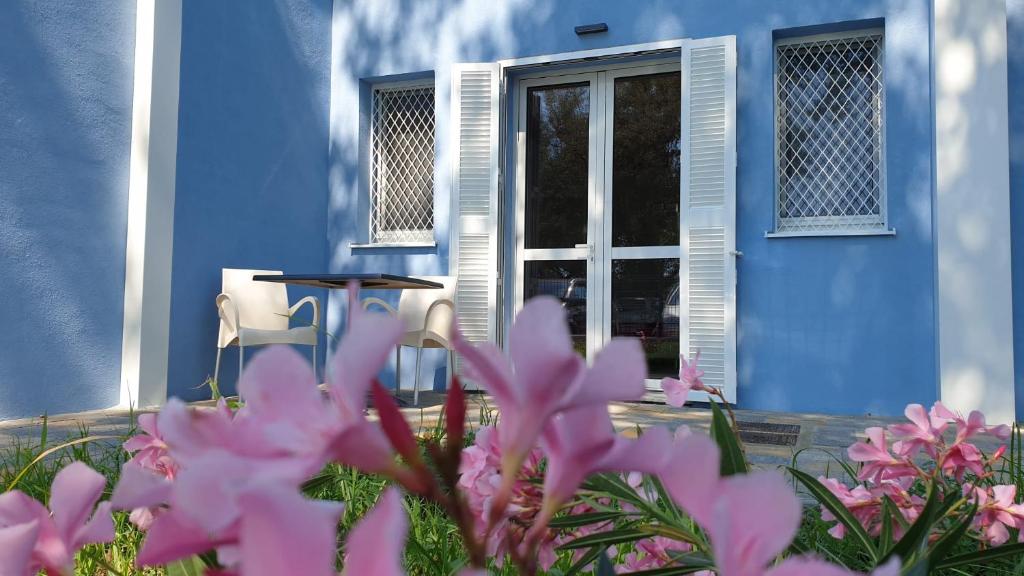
[575,243,594,262]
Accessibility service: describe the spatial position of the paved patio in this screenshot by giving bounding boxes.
[0,390,934,483]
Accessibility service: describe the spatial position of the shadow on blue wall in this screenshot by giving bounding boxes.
[0,2,135,419]
[166,0,333,401]
[325,0,938,416]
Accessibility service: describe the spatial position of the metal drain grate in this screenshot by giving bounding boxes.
[736,421,801,446]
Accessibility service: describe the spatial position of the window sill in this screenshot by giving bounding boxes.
[350,241,438,250]
[764,228,896,239]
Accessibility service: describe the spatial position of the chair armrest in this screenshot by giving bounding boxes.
[361,297,397,316]
[423,298,456,332]
[288,295,321,329]
[216,293,239,332]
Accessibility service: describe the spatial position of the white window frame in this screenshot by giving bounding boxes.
[366,78,437,246]
[768,28,893,238]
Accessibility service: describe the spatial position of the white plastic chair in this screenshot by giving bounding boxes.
[362,276,456,405]
[214,268,320,391]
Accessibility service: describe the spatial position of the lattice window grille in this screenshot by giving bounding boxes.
[774,31,885,234]
[370,83,436,244]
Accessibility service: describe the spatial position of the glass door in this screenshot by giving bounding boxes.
[515,60,681,382]
[601,64,682,387]
[515,73,599,357]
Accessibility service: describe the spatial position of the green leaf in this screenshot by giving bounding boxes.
[933,541,1024,571]
[879,495,899,556]
[548,511,624,529]
[788,467,878,562]
[616,566,712,575]
[565,545,606,576]
[556,527,648,550]
[710,401,747,476]
[921,503,976,570]
[596,551,617,576]
[167,557,207,576]
[881,484,940,566]
[638,523,703,546]
[584,473,648,506]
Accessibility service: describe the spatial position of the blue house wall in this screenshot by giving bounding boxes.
[0,2,136,419]
[1008,0,1024,421]
[328,0,937,416]
[166,0,333,400]
[4,0,1020,420]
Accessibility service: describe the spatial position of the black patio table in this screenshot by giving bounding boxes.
[253,273,443,405]
[252,273,443,290]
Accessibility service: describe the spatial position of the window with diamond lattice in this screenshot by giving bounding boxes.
[370,83,436,244]
[774,31,885,234]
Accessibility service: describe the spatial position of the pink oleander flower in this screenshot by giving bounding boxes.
[661,351,711,407]
[703,473,902,576]
[453,296,647,514]
[661,434,899,576]
[818,476,923,540]
[343,487,406,575]
[848,427,918,483]
[457,426,551,568]
[0,462,114,576]
[932,402,1011,444]
[124,412,179,479]
[618,536,692,572]
[537,403,673,525]
[819,477,880,539]
[964,484,1024,546]
[112,448,343,574]
[888,403,948,459]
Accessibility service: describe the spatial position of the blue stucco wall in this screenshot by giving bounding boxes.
[166,0,333,400]
[329,0,938,416]
[0,2,135,419]
[1009,0,1024,421]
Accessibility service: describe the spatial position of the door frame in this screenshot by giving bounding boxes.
[510,56,682,378]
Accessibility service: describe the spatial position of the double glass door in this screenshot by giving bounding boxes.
[515,60,682,385]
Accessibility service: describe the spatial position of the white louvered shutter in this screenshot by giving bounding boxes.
[680,36,738,402]
[450,63,500,388]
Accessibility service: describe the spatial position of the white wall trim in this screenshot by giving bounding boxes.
[933,0,1015,423]
[118,0,182,409]
[497,39,684,70]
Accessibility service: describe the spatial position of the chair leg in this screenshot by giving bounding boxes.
[447,349,454,390]
[395,345,402,395]
[413,347,422,406]
[312,344,318,385]
[214,348,222,391]
[238,345,245,402]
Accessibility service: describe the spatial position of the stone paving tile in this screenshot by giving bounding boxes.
[3,393,994,485]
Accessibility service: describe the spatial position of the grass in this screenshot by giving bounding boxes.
[4,413,1024,574]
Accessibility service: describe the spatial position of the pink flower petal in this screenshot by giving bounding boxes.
[572,338,647,405]
[661,434,720,526]
[137,510,224,567]
[0,520,39,576]
[236,485,345,576]
[343,487,407,576]
[48,461,108,546]
[712,472,801,575]
[661,377,692,408]
[238,345,326,431]
[329,309,405,424]
[73,501,114,549]
[328,420,399,475]
[507,297,583,408]
[451,330,516,408]
[110,463,172,511]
